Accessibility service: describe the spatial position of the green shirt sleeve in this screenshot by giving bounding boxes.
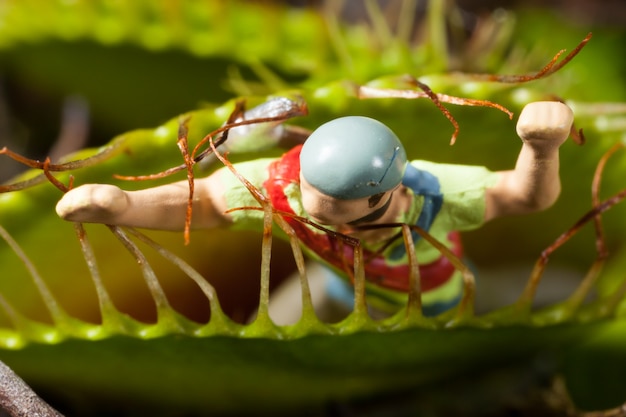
[218,157,275,230]
[410,160,500,232]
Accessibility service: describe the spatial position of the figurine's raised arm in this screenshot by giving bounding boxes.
[484,101,574,221]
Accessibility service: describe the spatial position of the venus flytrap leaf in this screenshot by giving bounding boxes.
[401,224,424,322]
[0,87,622,413]
[122,227,240,338]
[270,216,330,337]
[73,223,137,336]
[0,225,89,341]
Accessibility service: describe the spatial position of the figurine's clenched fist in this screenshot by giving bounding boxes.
[516,101,574,151]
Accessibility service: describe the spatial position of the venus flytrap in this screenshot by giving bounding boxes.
[0,1,625,416]
[0,91,625,415]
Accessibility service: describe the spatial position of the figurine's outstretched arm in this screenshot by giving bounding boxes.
[56,98,310,230]
[55,172,232,230]
[485,101,574,221]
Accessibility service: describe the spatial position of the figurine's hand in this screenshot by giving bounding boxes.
[56,184,129,224]
[516,101,574,152]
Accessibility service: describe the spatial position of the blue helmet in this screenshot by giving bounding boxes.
[300,116,407,199]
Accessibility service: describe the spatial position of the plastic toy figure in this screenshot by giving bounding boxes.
[55,100,574,316]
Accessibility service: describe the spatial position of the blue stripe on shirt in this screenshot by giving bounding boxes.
[390,163,443,260]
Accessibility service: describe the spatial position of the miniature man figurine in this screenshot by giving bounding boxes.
[56,101,574,316]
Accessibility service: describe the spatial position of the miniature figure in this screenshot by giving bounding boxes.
[55,100,574,316]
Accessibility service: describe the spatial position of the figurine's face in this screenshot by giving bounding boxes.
[300,174,394,226]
